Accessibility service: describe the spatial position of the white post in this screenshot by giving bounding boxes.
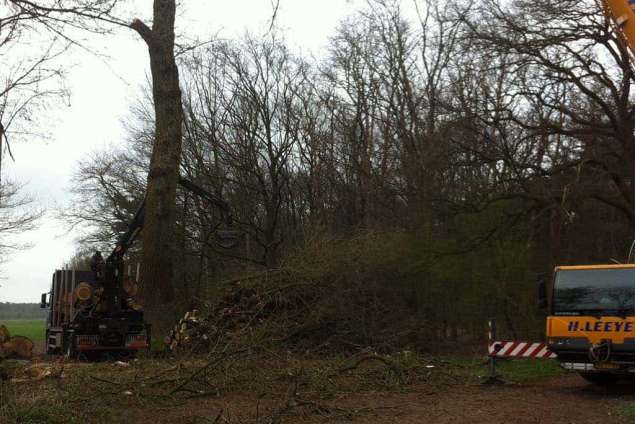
[136,262,141,283]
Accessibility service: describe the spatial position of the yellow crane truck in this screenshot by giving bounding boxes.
[536,0,635,384]
[542,265,635,383]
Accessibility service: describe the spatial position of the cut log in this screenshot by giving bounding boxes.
[163,309,215,352]
[122,278,139,297]
[24,364,53,380]
[2,336,34,359]
[75,282,93,301]
[0,324,10,344]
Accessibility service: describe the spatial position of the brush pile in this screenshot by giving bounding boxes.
[163,233,438,355]
[164,286,287,352]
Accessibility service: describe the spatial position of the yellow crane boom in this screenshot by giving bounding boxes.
[603,0,635,57]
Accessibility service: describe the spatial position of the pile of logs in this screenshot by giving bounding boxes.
[0,324,34,359]
[164,310,213,352]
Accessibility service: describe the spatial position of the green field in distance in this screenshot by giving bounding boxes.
[2,320,45,341]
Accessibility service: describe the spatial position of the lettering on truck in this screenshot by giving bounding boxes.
[566,321,634,332]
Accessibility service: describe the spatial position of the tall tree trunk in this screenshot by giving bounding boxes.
[130,0,183,332]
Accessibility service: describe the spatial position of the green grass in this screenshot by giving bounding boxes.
[437,355,565,384]
[493,358,565,383]
[616,402,635,418]
[2,319,46,341]
[150,337,165,352]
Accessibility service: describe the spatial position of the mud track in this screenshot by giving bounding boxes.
[344,374,634,423]
[114,374,634,423]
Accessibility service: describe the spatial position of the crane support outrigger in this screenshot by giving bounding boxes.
[41,177,238,359]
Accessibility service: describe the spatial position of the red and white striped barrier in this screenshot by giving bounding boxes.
[488,341,557,359]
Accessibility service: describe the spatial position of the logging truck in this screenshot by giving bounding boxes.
[41,268,148,358]
[41,177,238,359]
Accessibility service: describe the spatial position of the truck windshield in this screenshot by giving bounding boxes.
[553,268,635,314]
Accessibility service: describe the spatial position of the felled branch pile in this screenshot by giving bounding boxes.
[164,274,429,355]
[0,324,33,359]
[164,287,280,352]
[212,286,279,330]
[164,281,324,354]
[164,233,441,355]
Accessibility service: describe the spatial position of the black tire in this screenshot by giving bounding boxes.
[82,351,102,362]
[579,372,620,385]
[105,350,136,361]
[123,350,137,360]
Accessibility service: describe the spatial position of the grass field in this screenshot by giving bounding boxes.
[1,319,45,341]
[439,355,565,384]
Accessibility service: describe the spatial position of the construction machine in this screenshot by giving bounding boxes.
[602,0,635,57]
[540,265,635,383]
[533,1,635,384]
[41,177,238,359]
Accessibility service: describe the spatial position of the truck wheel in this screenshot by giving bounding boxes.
[579,372,620,385]
[120,350,137,360]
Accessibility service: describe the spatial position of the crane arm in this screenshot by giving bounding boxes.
[178,176,233,226]
[107,177,235,262]
[602,0,635,59]
[87,177,237,314]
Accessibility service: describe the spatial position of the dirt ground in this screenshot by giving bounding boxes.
[347,374,634,424]
[106,373,634,424]
[4,351,635,424]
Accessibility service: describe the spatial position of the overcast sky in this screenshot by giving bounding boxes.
[0,0,393,302]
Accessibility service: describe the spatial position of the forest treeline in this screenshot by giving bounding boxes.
[0,303,46,320]
[63,0,635,342]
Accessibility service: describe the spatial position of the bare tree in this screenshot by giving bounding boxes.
[3,0,197,326]
[0,2,70,174]
[64,147,146,247]
[61,0,580,339]
[463,0,635,260]
[0,2,73,270]
[182,36,307,267]
[0,181,42,265]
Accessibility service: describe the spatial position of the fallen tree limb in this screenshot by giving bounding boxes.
[336,354,403,376]
[169,348,248,395]
[89,375,124,386]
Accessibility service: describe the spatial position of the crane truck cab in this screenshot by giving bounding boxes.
[545,264,635,383]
